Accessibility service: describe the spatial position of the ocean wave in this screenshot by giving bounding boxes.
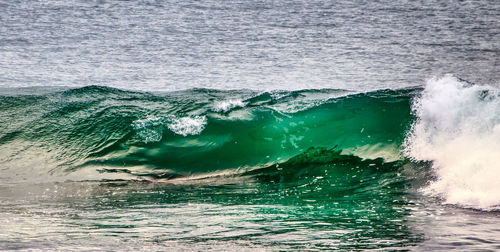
[404,75,500,210]
[0,85,415,183]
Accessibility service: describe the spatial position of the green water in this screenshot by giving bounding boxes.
[0,86,415,178]
[1,86,499,250]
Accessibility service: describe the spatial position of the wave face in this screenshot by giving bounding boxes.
[404,76,500,210]
[0,86,415,183]
[0,86,428,250]
[2,77,499,213]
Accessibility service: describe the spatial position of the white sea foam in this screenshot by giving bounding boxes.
[404,75,500,210]
[131,117,163,143]
[167,116,207,136]
[213,99,246,113]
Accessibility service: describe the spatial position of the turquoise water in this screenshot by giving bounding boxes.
[1,77,500,250]
[0,86,414,182]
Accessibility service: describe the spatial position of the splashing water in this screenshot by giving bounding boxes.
[405,75,500,210]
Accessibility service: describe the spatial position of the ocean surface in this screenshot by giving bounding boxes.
[1,0,499,251]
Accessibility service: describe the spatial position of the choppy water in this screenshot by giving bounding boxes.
[1,0,500,251]
[1,0,499,91]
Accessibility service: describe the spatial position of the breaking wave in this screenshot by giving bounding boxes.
[3,77,499,211]
[404,75,500,210]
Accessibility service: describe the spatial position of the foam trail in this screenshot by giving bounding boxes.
[167,116,207,136]
[132,117,163,143]
[213,99,246,113]
[405,75,500,210]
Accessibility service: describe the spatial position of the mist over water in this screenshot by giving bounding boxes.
[1,0,500,250]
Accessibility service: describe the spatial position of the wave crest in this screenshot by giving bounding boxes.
[404,75,500,210]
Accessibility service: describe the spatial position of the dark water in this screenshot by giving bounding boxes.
[1,0,500,251]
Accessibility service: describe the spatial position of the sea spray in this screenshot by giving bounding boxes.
[404,75,500,210]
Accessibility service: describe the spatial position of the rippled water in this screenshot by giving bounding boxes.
[1,0,498,91]
[2,180,500,250]
[1,0,500,251]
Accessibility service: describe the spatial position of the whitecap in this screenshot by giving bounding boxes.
[404,75,500,210]
[213,99,246,113]
[167,116,207,136]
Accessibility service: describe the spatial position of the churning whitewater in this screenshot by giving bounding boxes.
[405,75,500,210]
